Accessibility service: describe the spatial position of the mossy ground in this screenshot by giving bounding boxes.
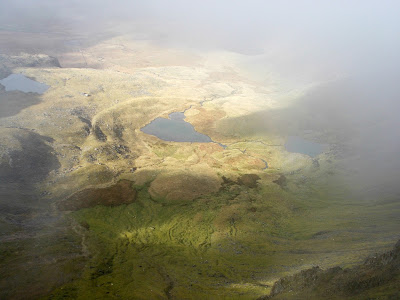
[45,176,399,299]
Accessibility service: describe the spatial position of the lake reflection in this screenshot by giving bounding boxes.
[141,112,212,143]
[0,74,49,94]
[285,136,325,157]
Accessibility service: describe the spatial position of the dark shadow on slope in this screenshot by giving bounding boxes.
[0,88,43,118]
[0,129,60,185]
[0,129,86,300]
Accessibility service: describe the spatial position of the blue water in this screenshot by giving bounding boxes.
[141,111,271,168]
[0,74,49,94]
[261,159,269,169]
[141,112,212,143]
[285,136,325,157]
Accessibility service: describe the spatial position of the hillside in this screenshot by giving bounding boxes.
[0,33,399,299]
[260,239,400,299]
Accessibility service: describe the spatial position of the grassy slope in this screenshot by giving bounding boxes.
[47,182,292,299]
[46,175,400,299]
[1,38,399,299]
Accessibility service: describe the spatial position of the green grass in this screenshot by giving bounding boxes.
[43,176,400,299]
[45,183,289,299]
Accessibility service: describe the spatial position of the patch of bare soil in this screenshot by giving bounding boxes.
[237,173,260,188]
[58,180,136,211]
[149,172,221,202]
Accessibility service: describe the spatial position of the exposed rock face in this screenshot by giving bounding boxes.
[0,53,61,79]
[260,240,400,299]
[58,180,137,211]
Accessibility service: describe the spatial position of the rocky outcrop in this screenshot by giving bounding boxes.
[260,240,400,299]
[0,53,60,79]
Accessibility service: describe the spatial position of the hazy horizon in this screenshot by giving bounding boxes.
[2,0,399,198]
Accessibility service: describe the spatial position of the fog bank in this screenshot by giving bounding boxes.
[1,0,400,198]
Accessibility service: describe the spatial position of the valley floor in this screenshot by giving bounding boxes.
[0,31,399,299]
